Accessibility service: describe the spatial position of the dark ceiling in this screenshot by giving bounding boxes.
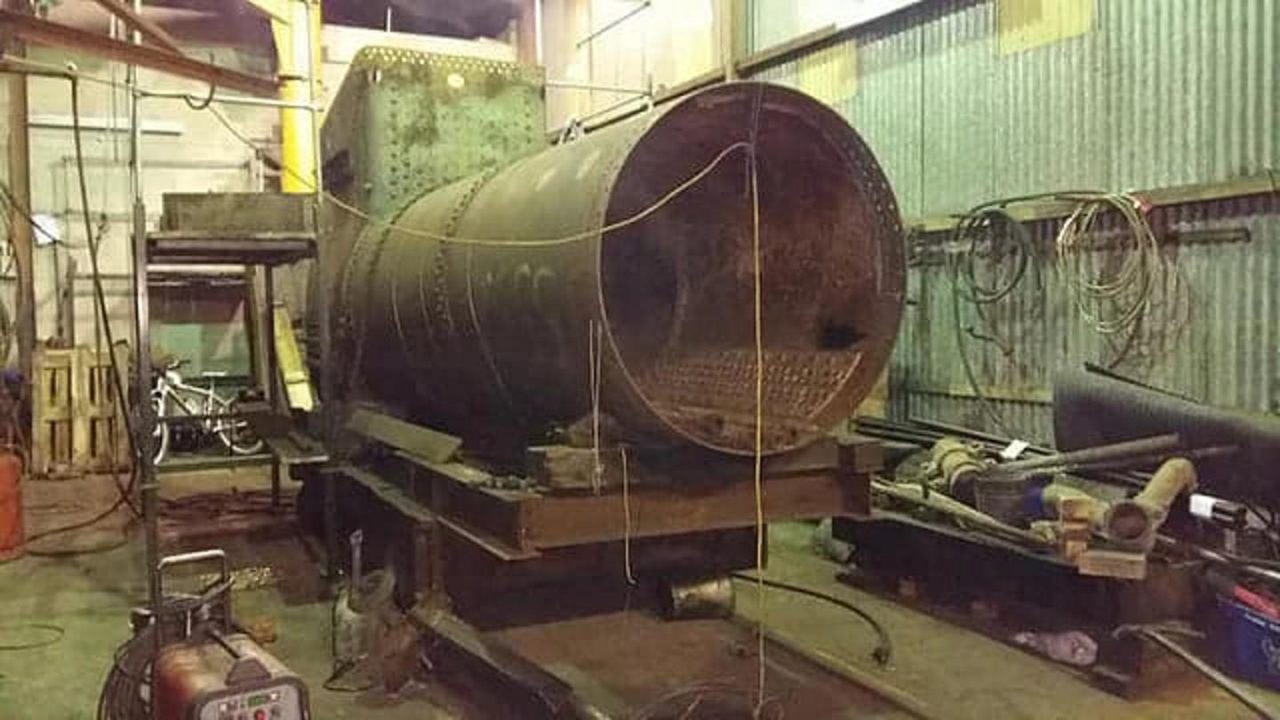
[326,0,522,38]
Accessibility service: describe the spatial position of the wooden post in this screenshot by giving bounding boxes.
[5,39,36,384]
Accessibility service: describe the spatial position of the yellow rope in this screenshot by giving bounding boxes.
[324,141,751,247]
[589,319,604,495]
[621,446,636,585]
[749,134,767,710]
[211,102,750,250]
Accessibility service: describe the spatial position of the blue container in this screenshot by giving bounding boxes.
[1215,596,1280,691]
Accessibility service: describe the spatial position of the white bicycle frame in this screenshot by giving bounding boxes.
[152,367,245,448]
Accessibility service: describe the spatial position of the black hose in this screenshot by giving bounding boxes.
[731,572,892,667]
[18,69,145,549]
[0,623,64,651]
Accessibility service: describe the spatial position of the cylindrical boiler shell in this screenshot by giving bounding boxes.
[338,82,905,455]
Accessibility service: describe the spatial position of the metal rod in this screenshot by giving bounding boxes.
[1115,625,1279,719]
[575,0,651,48]
[139,89,318,110]
[1000,434,1182,473]
[305,1,324,203]
[264,266,280,507]
[0,9,278,97]
[0,56,315,109]
[534,0,544,65]
[545,79,649,95]
[123,0,161,625]
[549,93,652,140]
[719,0,736,82]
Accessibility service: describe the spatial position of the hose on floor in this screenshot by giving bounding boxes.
[731,572,893,667]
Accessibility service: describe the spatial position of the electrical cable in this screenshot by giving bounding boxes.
[947,205,1034,436]
[630,679,785,720]
[21,69,145,548]
[1055,192,1159,338]
[945,190,1162,435]
[731,572,893,668]
[0,622,64,651]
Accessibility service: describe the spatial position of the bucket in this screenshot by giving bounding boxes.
[973,477,1029,525]
[1213,595,1280,690]
[0,451,23,561]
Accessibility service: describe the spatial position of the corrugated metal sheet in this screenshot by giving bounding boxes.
[747,0,1280,443]
[750,0,1280,218]
[890,196,1280,443]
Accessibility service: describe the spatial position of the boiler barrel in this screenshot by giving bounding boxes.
[337,82,905,455]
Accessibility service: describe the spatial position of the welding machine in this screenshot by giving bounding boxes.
[100,550,310,720]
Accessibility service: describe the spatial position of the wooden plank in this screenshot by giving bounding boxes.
[526,439,845,492]
[32,348,74,476]
[344,465,536,561]
[838,433,885,475]
[0,10,279,97]
[273,304,315,411]
[523,472,867,549]
[346,407,461,463]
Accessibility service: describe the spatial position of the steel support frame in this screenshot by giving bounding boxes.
[83,0,183,55]
[0,10,279,97]
[323,435,876,615]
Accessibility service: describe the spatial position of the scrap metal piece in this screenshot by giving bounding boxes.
[660,574,735,620]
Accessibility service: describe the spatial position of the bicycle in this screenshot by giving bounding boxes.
[151,358,264,464]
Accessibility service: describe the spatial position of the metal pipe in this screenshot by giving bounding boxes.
[575,0,651,48]
[534,0,543,66]
[1,54,317,109]
[720,0,737,82]
[139,89,318,110]
[1000,434,1182,473]
[278,0,318,193]
[545,79,649,95]
[333,83,904,457]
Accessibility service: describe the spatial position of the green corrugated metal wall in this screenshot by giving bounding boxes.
[751,0,1277,218]
[746,0,1280,440]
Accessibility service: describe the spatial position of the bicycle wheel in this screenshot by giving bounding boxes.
[152,392,170,465]
[215,398,264,455]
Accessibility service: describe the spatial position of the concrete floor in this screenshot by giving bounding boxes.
[2,478,1278,719]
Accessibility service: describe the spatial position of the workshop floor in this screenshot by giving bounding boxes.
[1,474,1278,719]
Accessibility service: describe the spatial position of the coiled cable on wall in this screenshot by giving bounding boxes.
[946,191,1162,435]
[1054,192,1160,338]
[948,203,1038,436]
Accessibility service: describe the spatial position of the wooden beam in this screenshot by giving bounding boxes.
[0,10,279,97]
[524,472,867,549]
[5,51,35,385]
[84,0,184,56]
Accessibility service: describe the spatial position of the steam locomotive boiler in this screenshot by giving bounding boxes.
[300,47,905,615]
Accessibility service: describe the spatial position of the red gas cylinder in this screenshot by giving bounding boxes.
[0,451,23,561]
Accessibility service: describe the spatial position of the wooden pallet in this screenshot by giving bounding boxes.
[32,346,131,477]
